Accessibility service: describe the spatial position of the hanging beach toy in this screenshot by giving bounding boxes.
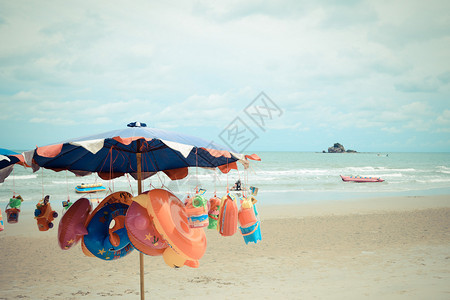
[5,195,24,224]
[62,199,73,211]
[249,186,258,196]
[218,194,238,237]
[58,198,92,250]
[0,208,3,231]
[81,191,134,260]
[132,189,207,268]
[34,195,58,231]
[185,194,209,228]
[238,197,257,228]
[238,195,261,244]
[239,220,261,244]
[207,196,221,229]
[125,195,168,257]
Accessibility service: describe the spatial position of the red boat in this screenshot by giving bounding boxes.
[340,175,384,182]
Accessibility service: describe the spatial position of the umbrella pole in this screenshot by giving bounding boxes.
[137,152,145,300]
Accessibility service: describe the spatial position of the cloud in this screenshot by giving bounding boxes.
[0,0,449,151]
[319,1,378,29]
[369,1,450,48]
[436,110,450,133]
[395,78,440,93]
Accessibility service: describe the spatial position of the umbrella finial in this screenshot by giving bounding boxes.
[127,122,147,128]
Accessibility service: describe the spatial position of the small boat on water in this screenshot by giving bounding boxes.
[75,183,106,193]
[340,175,384,183]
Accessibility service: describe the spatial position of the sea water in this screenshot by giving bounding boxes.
[1,152,449,211]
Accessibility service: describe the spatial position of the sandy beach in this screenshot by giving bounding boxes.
[0,194,449,299]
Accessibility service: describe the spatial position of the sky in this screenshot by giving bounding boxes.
[0,0,449,153]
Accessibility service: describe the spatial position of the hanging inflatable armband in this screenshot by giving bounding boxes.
[185,195,208,228]
[0,208,3,231]
[218,194,238,237]
[207,197,221,229]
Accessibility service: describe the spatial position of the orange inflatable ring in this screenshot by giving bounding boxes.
[58,198,92,250]
[125,196,168,256]
[132,189,207,261]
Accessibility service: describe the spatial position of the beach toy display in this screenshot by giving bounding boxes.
[132,189,207,268]
[238,196,261,244]
[58,198,92,250]
[207,197,221,229]
[81,191,134,260]
[125,197,168,256]
[218,194,238,237]
[5,195,24,224]
[34,195,58,231]
[55,187,261,267]
[185,194,209,228]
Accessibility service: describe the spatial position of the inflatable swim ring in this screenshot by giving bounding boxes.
[83,202,134,260]
[81,191,134,260]
[132,189,206,268]
[125,197,167,256]
[58,198,92,250]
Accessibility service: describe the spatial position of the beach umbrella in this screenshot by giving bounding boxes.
[0,148,28,183]
[29,121,260,299]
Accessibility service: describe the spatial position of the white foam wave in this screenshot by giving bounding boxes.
[346,167,415,172]
[436,166,450,174]
[415,178,450,183]
[363,173,403,178]
[255,169,329,176]
[6,175,38,180]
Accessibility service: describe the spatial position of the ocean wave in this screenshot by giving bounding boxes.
[359,173,403,178]
[436,166,450,174]
[415,178,450,184]
[254,169,329,176]
[5,175,38,180]
[346,167,416,172]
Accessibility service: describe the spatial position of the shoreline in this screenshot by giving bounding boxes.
[1,194,449,299]
[258,194,450,219]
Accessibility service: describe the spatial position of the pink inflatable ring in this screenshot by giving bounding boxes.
[58,198,92,250]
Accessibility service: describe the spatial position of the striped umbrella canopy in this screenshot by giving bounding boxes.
[31,122,260,180]
[0,148,27,183]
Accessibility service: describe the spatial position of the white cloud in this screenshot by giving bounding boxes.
[436,110,450,125]
[0,0,449,151]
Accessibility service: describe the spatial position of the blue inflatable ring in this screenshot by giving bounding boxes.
[83,202,134,260]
